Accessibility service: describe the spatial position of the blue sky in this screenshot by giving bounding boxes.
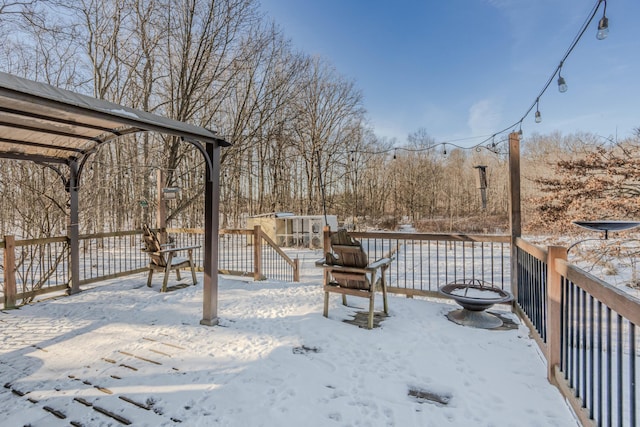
[258,0,640,147]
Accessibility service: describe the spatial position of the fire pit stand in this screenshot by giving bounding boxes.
[439,279,513,329]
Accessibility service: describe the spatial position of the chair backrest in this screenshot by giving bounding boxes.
[327,230,370,289]
[328,229,368,268]
[142,224,165,266]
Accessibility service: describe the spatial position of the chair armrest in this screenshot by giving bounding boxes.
[158,245,201,254]
[367,257,392,270]
[315,258,327,267]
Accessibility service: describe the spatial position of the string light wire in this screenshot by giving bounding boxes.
[356,0,608,157]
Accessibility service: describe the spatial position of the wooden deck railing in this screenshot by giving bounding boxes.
[167,226,299,282]
[1,226,300,307]
[326,230,511,299]
[3,226,639,426]
[515,237,640,427]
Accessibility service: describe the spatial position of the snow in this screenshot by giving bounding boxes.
[449,287,505,300]
[0,256,579,426]
[109,108,139,119]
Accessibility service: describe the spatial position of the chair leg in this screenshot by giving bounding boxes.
[162,265,171,293]
[190,264,197,285]
[381,274,389,315]
[176,268,182,281]
[323,291,329,318]
[368,292,375,329]
[341,294,347,306]
[189,250,197,285]
[147,268,153,287]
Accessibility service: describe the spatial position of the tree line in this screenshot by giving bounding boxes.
[0,0,637,239]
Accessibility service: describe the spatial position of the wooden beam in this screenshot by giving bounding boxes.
[546,245,567,383]
[508,132,521,302]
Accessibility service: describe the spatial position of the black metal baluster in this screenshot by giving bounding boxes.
[569,282,575,389]
[598,300,603,425]
[616,314,622,427]
[589,295,595,418]
[576,285,582,397]
[630,322,636,427]
[607,306,612,427]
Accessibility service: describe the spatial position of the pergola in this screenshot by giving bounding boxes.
[0,71,230,326]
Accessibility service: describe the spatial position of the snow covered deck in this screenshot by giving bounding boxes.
[0,265,577,426]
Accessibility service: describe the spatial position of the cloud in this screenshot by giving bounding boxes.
[468,99,502,136]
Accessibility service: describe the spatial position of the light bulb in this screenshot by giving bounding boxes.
[535,110,542,123]
[597,16,609,40]
[557,76,568,93]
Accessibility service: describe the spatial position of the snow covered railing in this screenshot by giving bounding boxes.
[333,230,511,298]
[168,226,299,282]
[1,226,300,308]
[515,237,640,427]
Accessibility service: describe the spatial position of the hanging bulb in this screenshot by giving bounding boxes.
[534,99,542,123]
[393,150,396,160]
[557,75,568,93]
[443,144,447,155]
[596,16,609,40]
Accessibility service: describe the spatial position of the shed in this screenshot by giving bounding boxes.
[247,213,338,248]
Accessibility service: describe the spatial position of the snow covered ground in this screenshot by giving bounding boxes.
[0,258,579,426]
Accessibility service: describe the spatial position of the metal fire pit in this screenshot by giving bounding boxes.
[439,279,513,329]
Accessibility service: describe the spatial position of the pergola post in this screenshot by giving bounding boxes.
[200,142,221,326]
[68,159,81,295]
[156,169,167,244]
[508,131,521,303]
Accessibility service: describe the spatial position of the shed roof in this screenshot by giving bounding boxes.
[0,72,229,164]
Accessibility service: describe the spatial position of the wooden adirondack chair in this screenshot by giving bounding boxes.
[142,224,199,292]
[318,229,392,329]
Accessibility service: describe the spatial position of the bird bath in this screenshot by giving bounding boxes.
[439,279,513,329]
[572,220,640,239]
[569,220,640,252]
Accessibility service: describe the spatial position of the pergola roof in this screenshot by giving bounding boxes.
[0,72,229,164]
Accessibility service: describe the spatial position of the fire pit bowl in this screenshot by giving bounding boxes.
[439,279,513,329]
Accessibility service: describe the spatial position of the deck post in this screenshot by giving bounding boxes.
[253,225,262,281]
[508,132,521,302]
[293,258,300,282]
[68,159,81,295]
[201,143,220,326]
[3,235,16,309]
[546,245,567,383]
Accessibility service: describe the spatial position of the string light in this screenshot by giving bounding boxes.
[353,0,608,158]
[597,0,609,40]
[557,62,568,93]
[480,0,607,142]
